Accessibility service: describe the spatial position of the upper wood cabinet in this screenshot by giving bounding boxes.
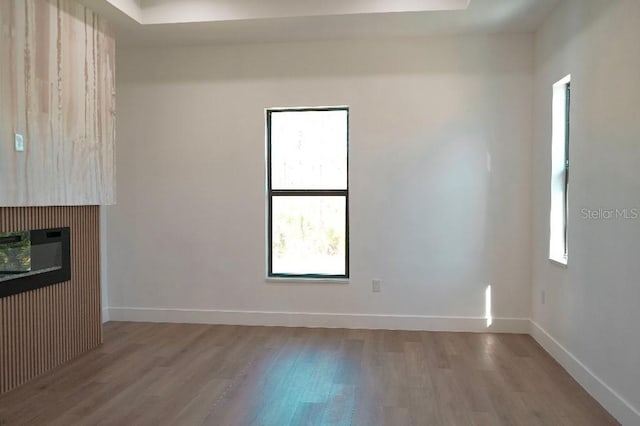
[0,0,116,206]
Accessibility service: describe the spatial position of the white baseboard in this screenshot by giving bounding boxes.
[106,307,530,333]
[102,307,110,323]
[530,321,639,426]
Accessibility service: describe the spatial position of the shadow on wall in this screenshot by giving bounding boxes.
[117,36,531,83]
[535,0,617,68]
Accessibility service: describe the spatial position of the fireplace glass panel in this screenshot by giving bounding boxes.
[0,228,70,297]
[0,231,31,273]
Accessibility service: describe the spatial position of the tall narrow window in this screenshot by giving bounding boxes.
[550,75,571,264]
[267,107,349,278]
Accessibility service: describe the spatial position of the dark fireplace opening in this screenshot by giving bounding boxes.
[0,227,71,298]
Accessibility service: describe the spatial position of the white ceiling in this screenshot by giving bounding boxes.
[78,0,560,47]
[138,0,471,24]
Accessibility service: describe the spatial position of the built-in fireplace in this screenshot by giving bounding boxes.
[0,227,71,298]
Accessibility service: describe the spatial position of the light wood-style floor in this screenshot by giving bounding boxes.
[0,322,618,426]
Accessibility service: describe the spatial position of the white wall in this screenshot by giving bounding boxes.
[106,36,534,330]
[532,0,640,423]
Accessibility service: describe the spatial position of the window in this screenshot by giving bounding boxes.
[550,75,570,264]
[267,107,349,278]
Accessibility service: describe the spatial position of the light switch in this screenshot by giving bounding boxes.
[15,133,25,152]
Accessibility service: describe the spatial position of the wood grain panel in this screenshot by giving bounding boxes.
[0,206,101,394]
[0,0,116,206]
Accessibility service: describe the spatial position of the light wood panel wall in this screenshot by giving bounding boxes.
[0,206,101,394]
[0,0,116,206]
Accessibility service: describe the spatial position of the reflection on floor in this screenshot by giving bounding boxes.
[0,322,619,425]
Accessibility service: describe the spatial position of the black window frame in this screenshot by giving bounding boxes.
[563,82,570,258]
[266,107,350,279]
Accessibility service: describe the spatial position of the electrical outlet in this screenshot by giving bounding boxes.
[541,290,546,305]
[15,133,25,152]
[372,279,381,293]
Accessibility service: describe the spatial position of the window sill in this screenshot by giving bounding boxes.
[549,256,568,268]
[265,277,349,285]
